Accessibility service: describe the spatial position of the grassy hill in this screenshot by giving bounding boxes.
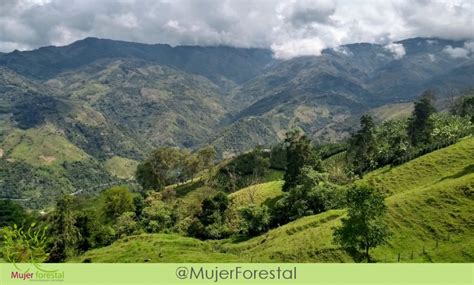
[228,180,284,208]
[74,137,474,263]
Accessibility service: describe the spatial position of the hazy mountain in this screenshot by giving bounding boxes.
[0,37,275,89]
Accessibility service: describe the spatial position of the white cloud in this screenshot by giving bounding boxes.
[464,41,474,53]
[271,38,326,59]
[333,46,352,56]
[428,54,436,62]
[443,45,470,58]
[384,43,406,59]
[0,0,473,58]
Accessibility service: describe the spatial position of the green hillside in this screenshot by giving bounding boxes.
[74,137,474,263]
[360,136,474,195]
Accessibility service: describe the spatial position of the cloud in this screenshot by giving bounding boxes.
[0,0,473,58]
[384,43,406,59]
[443,46,469,58]
[443,41,474,58]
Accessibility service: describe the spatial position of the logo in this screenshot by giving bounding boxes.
[2,223,65,282]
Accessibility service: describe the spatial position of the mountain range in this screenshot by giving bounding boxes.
[0,37,473,207]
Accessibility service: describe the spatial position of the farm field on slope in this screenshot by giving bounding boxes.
[74,138,474,263]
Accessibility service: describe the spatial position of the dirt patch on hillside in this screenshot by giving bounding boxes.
[39,155,56,164]
[0,148,3,158]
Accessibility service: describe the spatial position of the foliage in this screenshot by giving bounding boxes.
[140,192,175,233]
[238,205,271,236]
[136,147,209,191]
[272,167,345,225]
[283,130,322,192]
[101,186,135,221]
[450,92,474,123]
[215,146,271,192]
[346,115,378,175]
[188,192,230,239]
[269,143,287,170]
[197,146,217,170]
[114,212,141,238]
[408,91,436,146]
[333,185,390,262]
[75,209,115,252]
[431,113,473,142]
[48,196,81,262]
[0,200,30,228]
[374,119,409,166]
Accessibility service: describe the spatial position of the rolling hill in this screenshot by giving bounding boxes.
[73,137,474,263]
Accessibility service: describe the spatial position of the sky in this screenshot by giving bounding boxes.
[0,0,473,58]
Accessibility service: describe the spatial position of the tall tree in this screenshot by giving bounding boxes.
[408,91,436,146]
[101,186,135,221]
[450,93,474,123]
[333,185,390,262]
[282,130,321,192]
[347,115,378,175]
[136,147,202,190]
[48,196,81,262]
[197,146,216,169]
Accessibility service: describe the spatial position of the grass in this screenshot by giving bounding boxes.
[71,234,240,263]
[74,138,474,263]
[228,180,284,209]
[1,124,89,167]
[105,156,139,179]
[360,136,474,195]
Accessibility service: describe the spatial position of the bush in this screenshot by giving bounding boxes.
[271,167,346,225]
[140,192,175,233]
[239,205,271,236]
[114,212,141,238]
[188,192,230,239]
[215,147,270,192]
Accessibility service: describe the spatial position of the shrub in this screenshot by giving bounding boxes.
[239,205,271,236]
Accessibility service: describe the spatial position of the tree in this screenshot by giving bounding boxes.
[283,130,322,191]
[0,200,30,227]
[114,212,140,238]
[188,192,230,239]
[75,209,115,252]
[197,146,216,170]
[239,205,271,236]
[375,119,409,165]
[140,192,175,233]
[431,113,473,142]
[271,167,345,225]
[136,147,202,190]
[101,186,135,221]
[270,143,287,170]
[333,185,390,262]
[48,196,81,262]
[216,146,271,191]
[408,91,436,146]
[347,115,378,175]
[450,91,474,123]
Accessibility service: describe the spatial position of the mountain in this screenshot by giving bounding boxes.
[0,37,473,207]
[224,38,473,146]
[0,37,275,89]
